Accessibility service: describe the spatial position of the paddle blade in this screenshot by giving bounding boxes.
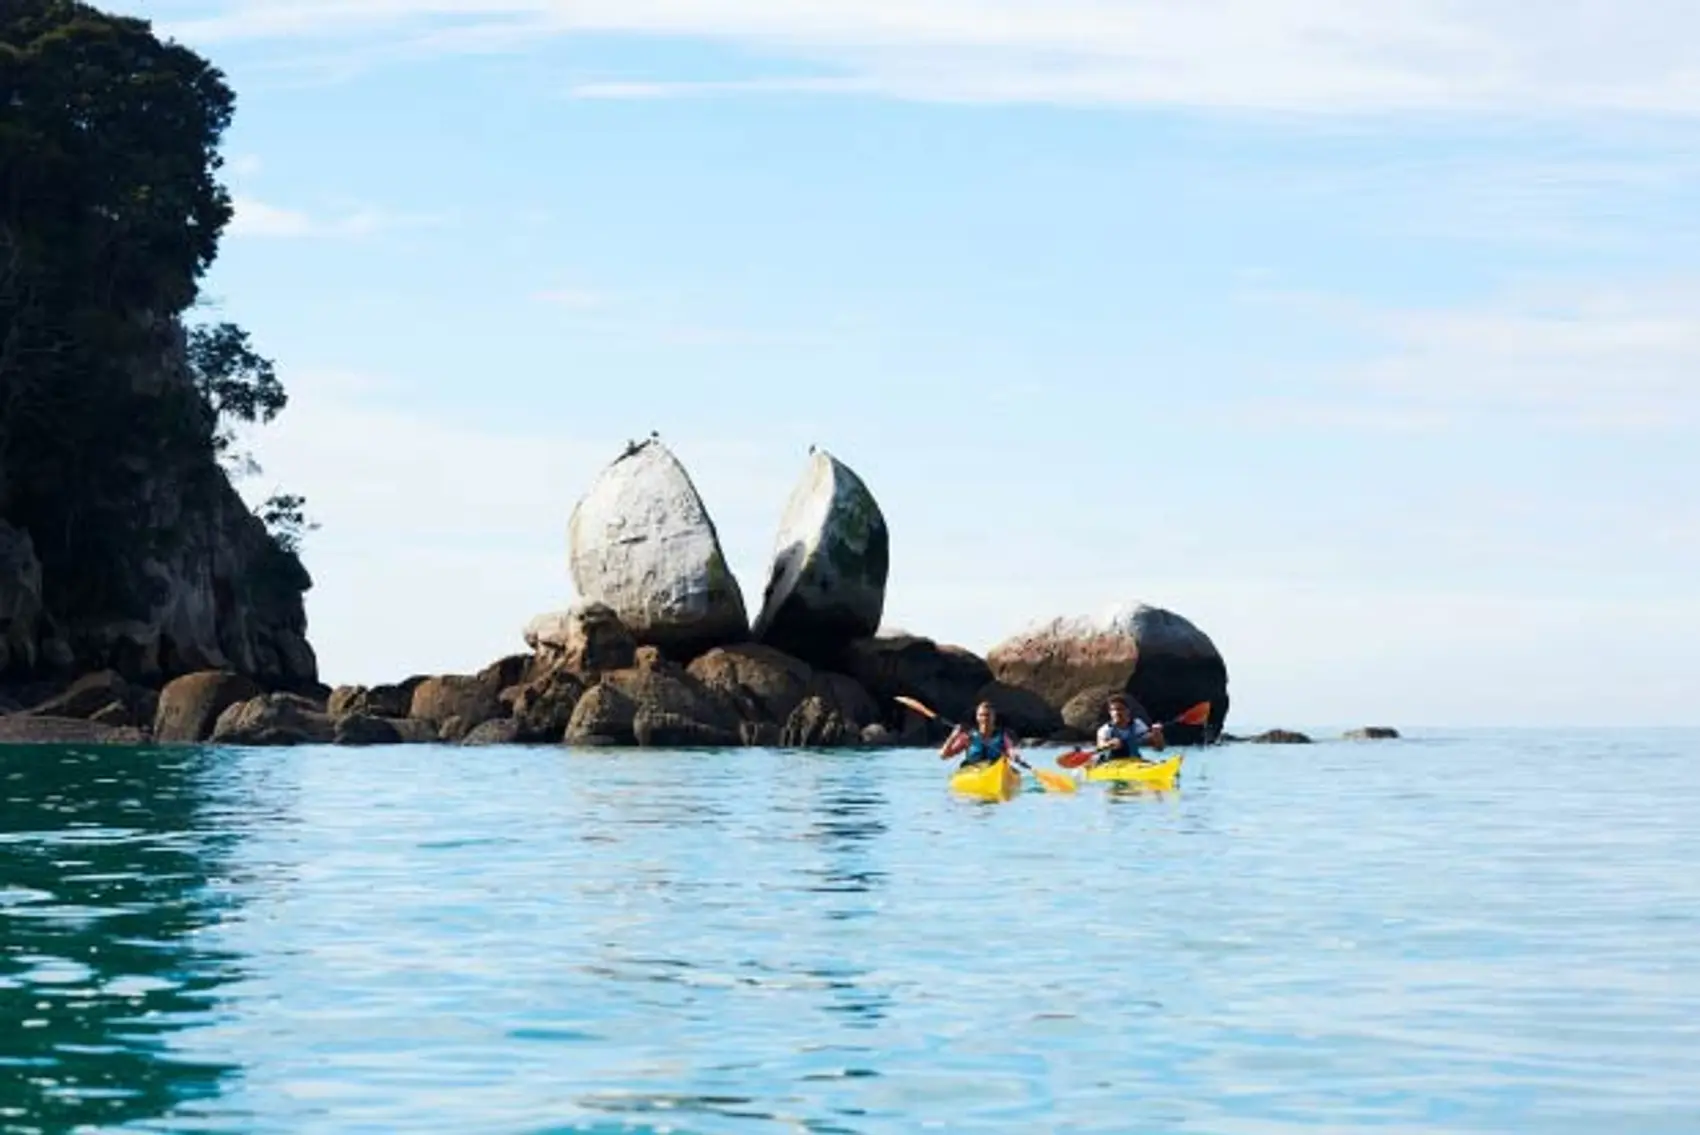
[1173,702,1210,727]
[893,695,939,720]
[1056,748,1094,769]
[1033,768,1078,793]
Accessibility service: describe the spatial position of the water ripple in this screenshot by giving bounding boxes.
[1,731,1698,1131]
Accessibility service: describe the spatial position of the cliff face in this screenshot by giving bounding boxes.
[0,2,317,696]
[0,316,316,692]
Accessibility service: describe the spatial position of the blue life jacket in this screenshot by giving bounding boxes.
[965,729,1008,763]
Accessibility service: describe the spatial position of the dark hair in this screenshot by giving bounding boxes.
[1106,693,1130,710]
[975,700,996,715]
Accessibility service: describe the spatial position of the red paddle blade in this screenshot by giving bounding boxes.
[1056,749,1094,769]
[1173,702,1210,727]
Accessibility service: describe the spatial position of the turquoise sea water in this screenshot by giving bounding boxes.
[2,730,1698,1133]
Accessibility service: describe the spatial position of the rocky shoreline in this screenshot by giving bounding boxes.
[0,438,1396,749]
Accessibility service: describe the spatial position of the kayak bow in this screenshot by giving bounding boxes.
[1081,753,1184,789]
[949,757,1024,801]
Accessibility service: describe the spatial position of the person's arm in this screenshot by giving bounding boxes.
[1097,723,1126,756]
[939,725,969,759]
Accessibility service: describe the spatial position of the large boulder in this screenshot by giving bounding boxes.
[751,448,888,667]
[408,674,503,734]
[523,603,636,676]
[988,603,1229,742]
[686,643,814,724]
[567,438,748,659]
[153,670,263,742]
[838,633,992,733]
[211,693,334,745]
[23,669,156,727]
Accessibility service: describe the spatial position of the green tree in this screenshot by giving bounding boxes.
[0,1,314,616]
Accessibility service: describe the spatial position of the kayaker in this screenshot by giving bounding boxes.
[1095,694,1163,764]
[939,701,1018,766]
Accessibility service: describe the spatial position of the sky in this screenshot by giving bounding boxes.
[115,0,1699,729]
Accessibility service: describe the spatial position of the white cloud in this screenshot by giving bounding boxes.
[1236,279,1700,430]
[227,195,441,238]
[160,1,1700,117]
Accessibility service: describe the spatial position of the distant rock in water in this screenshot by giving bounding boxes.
[752,449,889,667]
[567,438,748,659]
[988,603,1229,742]
[1344,726,1400,740]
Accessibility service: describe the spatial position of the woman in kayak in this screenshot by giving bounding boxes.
[939,701,1019,766]
[1096,694,1164,764]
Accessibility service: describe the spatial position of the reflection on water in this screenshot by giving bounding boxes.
[0,745,245,1132]
[1,733,1698,1133]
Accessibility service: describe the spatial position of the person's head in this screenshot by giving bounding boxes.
[1106,694,1131,726]
[974,700,997,732]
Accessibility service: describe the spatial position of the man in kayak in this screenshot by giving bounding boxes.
[1095,694,1164,765]
[940,700,1019,766]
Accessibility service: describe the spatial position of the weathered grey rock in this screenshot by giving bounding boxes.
[988,603,1229,743]
[154,670,262,742]
[523,603,636,676]
[1248,729,1311,744]
[603,663,742,747]
[975,680,1063,739]
[1344,726,1400,740]
[506,669,587,742]
[333,712,402,746]
[686,644,815,724]
[461,717,522,745]
[839,633,992,733]
[408,675,503,731]
[327,680,420,720]
[781,694,851,748]
[567,438,748,659]
[386,716,440,744]
[1059,684,1141,738]
[564,684,637,746]
[211,693,334,745]
[751,449,888,666]
[861,722,892,746]
[24,670,152,724]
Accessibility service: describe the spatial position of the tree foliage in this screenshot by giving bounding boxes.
[0,1,313,616]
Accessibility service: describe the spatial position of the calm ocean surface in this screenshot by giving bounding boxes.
[2,729,1697,1133]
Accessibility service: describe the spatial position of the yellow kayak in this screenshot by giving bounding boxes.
[949,757,1023,801]
[1082,753,1184,789]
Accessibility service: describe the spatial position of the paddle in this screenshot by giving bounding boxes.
[892,695,1078,794]
[1056,701,1212,769]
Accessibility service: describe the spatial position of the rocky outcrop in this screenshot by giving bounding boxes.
[567,438,747,659]
[0,325,318,691]
[21,669,156,728]
[988,604,1229,743]
[687,644,815,724]
[751,448,888,666]
[408,675,504,737]
[154,670,263,742]
[1247,729,1310,744]
[1059,684,1141,739]
[975,680,1063,740]
[839,633,993,734]
[524,603,636,676]
[1344,726,1399,740]
[211,693,333,745]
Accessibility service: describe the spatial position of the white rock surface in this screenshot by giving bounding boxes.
[752,449,888,663]
[567,438,747,657]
